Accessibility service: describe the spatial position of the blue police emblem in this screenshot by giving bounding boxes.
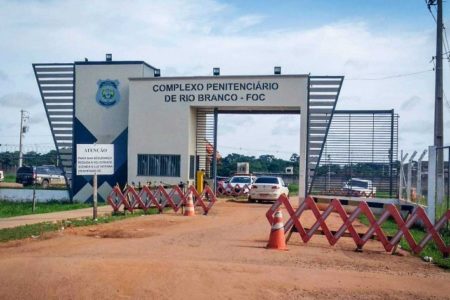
[96,80,120,107]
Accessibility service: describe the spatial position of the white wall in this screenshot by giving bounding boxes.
[73,62,154,202]
[128,75,308,194]
[75,64,147,142]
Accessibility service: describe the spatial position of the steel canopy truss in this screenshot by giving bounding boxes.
[33,63,74,190]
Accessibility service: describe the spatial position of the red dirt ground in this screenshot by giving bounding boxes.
[0,199,449,299]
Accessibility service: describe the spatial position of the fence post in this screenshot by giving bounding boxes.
[407,151,417,201]
[416,150,427,200]
[399,151,408,200]
[427,146,436,224]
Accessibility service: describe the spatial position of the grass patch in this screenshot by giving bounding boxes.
[373,191,395,199]
[0,201,93,218]
[359,215,450,269]
[3,174,16,183]
[288,183,299,196]
[0,208,159,243]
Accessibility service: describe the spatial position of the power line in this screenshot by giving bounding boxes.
[346,69,433,81]
[431,57,450,112]
[427,0,438,22]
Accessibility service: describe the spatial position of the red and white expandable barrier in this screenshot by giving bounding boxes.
[107,184,217,215]
[216,182,251,197]
[266,194,450,257]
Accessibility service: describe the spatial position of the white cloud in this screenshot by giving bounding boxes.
[0,93,39,108]
[0,0,447,158]
[400,96,422,111]
[271,115,300,136]
[222,14,265,34]
[0,69,8,81]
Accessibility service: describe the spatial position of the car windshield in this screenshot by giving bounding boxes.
[230,177,251,184]
[349,180,368,188]
[255,177,278,184]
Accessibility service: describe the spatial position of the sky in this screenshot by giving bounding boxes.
[0,0,449,160]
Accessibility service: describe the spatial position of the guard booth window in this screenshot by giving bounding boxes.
[137,154,181,177]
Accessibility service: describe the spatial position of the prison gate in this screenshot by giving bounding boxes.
[266,194,450,257]
[107,184,217,215]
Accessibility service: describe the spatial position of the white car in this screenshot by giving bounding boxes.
[0,170,4,182]
[248,176,289,203]
[225,175,255,194]
[342,178,376,197]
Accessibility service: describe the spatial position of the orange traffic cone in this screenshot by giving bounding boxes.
[184,192,195,217]
[266,210,287,250]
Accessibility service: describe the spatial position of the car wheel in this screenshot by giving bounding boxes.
[42,180,49,189]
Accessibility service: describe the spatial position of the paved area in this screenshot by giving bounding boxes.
[0,206,112,229]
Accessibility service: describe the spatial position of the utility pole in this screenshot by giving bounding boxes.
[18,110,29,167]
[429,0,445,204]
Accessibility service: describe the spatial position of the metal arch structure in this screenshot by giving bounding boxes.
[32,63,75,194]
[195,75,345,197]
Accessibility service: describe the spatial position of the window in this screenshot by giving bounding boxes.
[230,176,252,184]
[137,154,180,177]
[349,180,368,189]
[255,177,279,184]
[189,155,195,179]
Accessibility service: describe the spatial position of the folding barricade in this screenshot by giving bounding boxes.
[107,184,217,215]
[216,182,251,197]
[266,194,450,257]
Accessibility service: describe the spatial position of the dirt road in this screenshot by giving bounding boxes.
[0,200,449,299]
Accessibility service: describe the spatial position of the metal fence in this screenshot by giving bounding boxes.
[309,110,399,197]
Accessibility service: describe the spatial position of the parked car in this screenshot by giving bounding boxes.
[16,165,66,188]
[0,170,4,182]
[248,176,289,203]
[342,178,376,197]
[225,175,256,194]
[216,176,229,184]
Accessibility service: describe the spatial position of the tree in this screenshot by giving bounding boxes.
[216,153,296,176]
[290,153,299,163]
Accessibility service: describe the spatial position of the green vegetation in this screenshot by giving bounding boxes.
[217,153,299,177]
[3,174,16,183]
[0,201,92,218]
[0,150,57,170]
[372,191,392,199]
[288,183,299,195]
[0,209,159,243]
[359,215,450,269]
